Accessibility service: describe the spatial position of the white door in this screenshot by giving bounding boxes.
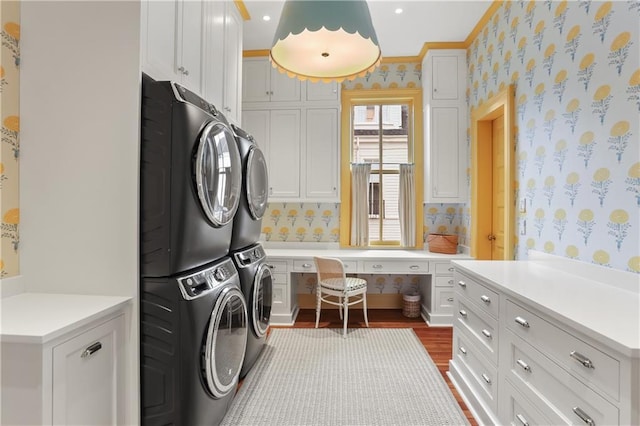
[305,108,339,199]
[269,110,301,198]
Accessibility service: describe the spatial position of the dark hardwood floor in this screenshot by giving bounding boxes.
[269,308,478,426]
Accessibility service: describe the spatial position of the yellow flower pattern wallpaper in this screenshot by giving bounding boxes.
[0,1,20,279]
[468,0,639,272]
[341,61,422,90]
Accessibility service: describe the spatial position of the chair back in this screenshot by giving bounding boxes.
[313,257,346,288]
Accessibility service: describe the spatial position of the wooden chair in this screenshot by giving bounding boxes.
[313,256,369,338]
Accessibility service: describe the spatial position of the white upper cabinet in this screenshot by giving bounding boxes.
[305,108,339,199]
[221,2,243,124]
[243,57,301,103]
[306,81,340,102]
[201,0,225,110]
[141,0,203,92]
[423,50,467,203]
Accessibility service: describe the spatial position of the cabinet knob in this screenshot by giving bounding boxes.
[457,280,466,288]
[447,297,454,302]
[409,265,419,270]
[458,346,467,355]
[372,264,383,269]
[481,329,492,339]
[480,295,491,304]
[458,309,467,318]
[487,234,496,241]
[448,267,454,272]
[302,263,312,269]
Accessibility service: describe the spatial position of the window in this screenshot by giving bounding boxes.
[339,89,424,248]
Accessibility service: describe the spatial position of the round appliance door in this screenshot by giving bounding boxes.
[195,121,242,227]
[245,146,269,220]
[252,263,273,337]
[203,286,248,398]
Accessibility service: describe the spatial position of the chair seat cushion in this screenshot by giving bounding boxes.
[321,277,367,292]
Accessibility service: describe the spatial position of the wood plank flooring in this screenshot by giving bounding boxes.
[269,308,478,426]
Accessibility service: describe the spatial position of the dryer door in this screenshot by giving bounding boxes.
[245,146,269,220]
[203,286,247,398]
[252,263,273,337]
[195,121,242,227]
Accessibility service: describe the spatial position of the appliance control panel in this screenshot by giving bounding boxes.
[177,258,238,300]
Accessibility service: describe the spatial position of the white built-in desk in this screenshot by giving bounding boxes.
[264,247,471,326]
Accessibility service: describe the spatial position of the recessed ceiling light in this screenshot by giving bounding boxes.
[263,15,271,21]
[395,8,403,14]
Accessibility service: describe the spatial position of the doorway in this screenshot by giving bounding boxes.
[471,86,515,260]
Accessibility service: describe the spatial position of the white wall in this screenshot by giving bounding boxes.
[20,1,141,423]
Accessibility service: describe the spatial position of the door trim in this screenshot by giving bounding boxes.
[471,85,515,260]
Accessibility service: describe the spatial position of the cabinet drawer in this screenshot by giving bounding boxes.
[505,329,619,426]
[456,299,499,363]
[454,272,499,319]
[434,262,454,275]
[506,299,620,400]
[271,283,289,314]
[434,288,455,314]
[266,260,288,273]
[453,330,498,411]
[501,379,553,426]
[434,275,454,287]
[362,260,428,274]
[271,272,288,285]
[293,259,316,272]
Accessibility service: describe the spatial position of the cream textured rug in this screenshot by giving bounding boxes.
[221,328,470,425]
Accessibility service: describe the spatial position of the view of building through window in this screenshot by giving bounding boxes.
[352,104,411,243]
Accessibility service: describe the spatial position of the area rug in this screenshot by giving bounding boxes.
[221,328,470,425]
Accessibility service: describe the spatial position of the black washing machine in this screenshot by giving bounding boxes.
[229,124,269,252]
[141,257,248,426]
[232,242,272,378]
[140,73,242,277]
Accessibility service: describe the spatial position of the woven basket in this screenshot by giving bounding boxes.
[427,234,458,254]
[402,293,421,318]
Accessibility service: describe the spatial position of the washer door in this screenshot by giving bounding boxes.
[252,263,273,337]
[195,122,242,227]
[245,146,269,220]
[203,286,247,398]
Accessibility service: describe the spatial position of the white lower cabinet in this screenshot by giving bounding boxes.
[1,312,125,425]
[450,261,639,426]
[423,261,456,326]
[267,259,298,325]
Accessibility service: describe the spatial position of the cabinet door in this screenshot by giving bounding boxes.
[141,0,179,82]
[306,81,339,101]
[242,109,270,152]
[243,59,272,103]
[269,110,301,198]
[222,3,243,124]
[269,68,301,102]
[427,106,461,200]
[305,108,339,199]
[52,315,124,425]
[202,0,225,108]
[431,55,460,100]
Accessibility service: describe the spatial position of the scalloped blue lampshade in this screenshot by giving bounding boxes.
[270,0,381,83]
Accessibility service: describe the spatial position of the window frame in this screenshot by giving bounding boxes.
[339,88,424,249]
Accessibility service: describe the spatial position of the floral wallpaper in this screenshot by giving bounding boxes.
[467,0,639,272]
[262,202,341,243]
[341,61,422,90]
[1,1,20,279]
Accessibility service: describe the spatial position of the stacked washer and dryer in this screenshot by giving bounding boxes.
[139,73,270,426]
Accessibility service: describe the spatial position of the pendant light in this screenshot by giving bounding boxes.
[270,0,382,83]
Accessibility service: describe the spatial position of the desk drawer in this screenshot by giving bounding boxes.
[456,299,499,363]
[434,262,454,275]
[293,260,315,272]
[362,260,428,274]
[434,288,455,314]
[506,299,620,401]
[505,329,619,426]
[266,260,288,273]
[454,272,499,319]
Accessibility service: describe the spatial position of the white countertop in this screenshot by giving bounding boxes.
[265,247,472,261]
[1,293,131,344]
[452,259,640,357]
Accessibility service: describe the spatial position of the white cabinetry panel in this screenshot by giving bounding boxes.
[431,55,461,100]
[305,108,339,199]
[243,57,300,103]
[221,3,242,124]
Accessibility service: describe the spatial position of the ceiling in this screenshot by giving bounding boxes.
[242,1,494,58]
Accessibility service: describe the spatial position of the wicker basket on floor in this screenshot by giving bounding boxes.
[426,233,458,254]
[402,293,421,318]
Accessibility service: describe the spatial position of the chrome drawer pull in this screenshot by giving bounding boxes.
[573,406,595,426]
[302,263,312,268]
[570,351,595,369]
[447,297,454,302]
[410,265,419,270]
[459,309,467,318]
[515,316,530,328]
[448,279,453,285]
[457,281,466,288]
[459,346,467,355]
[481,329,492,339]
[481,373,491,384]
[448,267,454,272]
[81,342,102,358]
[372,264,383,269]
[480,295,491,304]
[516,413,530,426]
[516,359,531,372]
